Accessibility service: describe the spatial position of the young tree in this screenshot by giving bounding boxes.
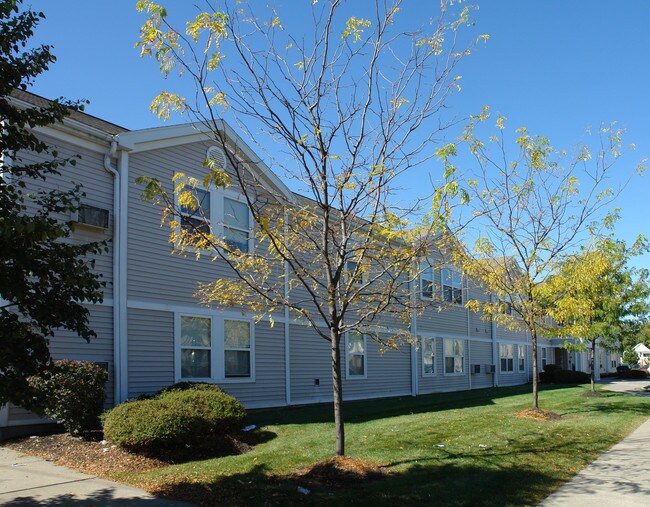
[0,0,106,406]
[544,236,650,392]
[135,0,485,455]
[440,112,645,411]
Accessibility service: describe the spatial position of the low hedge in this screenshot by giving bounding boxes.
[539,364,591,384]
[619,369,650,379]
[103,383,246,450]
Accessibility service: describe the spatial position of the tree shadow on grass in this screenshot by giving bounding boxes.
[5,487,192,506]
[250,384,575,427]
[150,461,563,507]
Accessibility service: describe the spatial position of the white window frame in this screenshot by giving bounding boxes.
[444,338,465,376]
[419,262,434,300]
[541,347,548,369]
[176,185,212,237]
[174,183,254,254]
[421,336,436,377]
[500,343,514,373]
[223,318,254,379]
[518,345,526,373]
[174,312,255,383]
[346,331,367,379]
[441,266,464,306]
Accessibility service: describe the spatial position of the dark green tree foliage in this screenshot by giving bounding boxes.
[0,0,106,406]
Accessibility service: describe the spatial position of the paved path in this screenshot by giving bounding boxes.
[541,379,650,506]
[0,447,192,506]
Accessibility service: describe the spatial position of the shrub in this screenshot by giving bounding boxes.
[620,369,649,379]
[103,383,246,450]
[539,365,590,384]
[28,360,107,436]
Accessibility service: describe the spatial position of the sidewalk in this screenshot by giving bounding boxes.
[541,379,650,506]
[0,447,192,506]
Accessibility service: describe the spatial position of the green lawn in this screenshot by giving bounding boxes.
[118,384,650,506]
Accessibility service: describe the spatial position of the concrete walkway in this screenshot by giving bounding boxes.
[0,447,192,506]
[541,379,650,506]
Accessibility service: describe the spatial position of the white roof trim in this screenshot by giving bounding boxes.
[633,343,650,353]
[117,121,295,203]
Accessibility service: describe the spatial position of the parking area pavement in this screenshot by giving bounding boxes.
[0,447,192,506]
[541,378,650,506]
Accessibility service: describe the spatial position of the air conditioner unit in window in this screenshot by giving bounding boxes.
[71,204,110,230]
[472,364,481,374]
[485,364,496,373]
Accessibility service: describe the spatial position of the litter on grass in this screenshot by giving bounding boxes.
[297,486,311,495]
[242,425,257,432]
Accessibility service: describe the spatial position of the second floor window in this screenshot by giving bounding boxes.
[179,187,211,236]
[420,265,434,299]
[441,267,463,305]
[224,197,250,253]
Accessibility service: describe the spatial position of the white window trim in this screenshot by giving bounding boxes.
[421,336,436,377]
[518,345,526,373]
[499,343,514,374]
[174,312,256,384]
[443,338,466,376]
[419,262,435,300]
[345,332,367,380]
[174,182,254,255]
[441,265,464,306]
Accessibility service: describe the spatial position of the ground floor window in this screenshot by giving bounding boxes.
[347,332,367,378]
[178,314,253,381]
[500,344,514,373]
[444,339,464,374]
[541,347,548,369]
[518,345,526,373]
[422,337,436,376]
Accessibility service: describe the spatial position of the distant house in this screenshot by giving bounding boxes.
[632,343,650,366]
[0,90,620,438]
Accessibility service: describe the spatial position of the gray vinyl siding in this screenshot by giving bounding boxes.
[219,320,286,409]
[126,308,285,408]
[468,340,495,389]
[127,308,175,398]
[18,133,114,299]
[289,324,336,404]
[127,141,260,306]
[50,304,115,407]
[418,338,471,395]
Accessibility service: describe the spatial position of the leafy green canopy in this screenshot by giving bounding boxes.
[0,0,107,406]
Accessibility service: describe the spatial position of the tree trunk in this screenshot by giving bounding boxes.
[591,340,596,393]
[531,327,539,410]
[331,329,345,456]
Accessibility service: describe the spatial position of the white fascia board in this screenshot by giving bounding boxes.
[119,120,296,203]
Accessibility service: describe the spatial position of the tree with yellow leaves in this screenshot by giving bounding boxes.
[134,0,485,455]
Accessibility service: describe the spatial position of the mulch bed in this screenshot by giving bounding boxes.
[296,455,389,486]
[515,408,562,421]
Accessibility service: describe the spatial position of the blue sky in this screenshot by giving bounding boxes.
[27,0,650,271]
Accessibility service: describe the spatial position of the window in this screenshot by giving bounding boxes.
[422,337,436,376]
[610,352,617,369]
[224,319,252,378]
[178,314,253,381]
[179,187,211,235]
[223,197,250,253]
[347,332,366,378]
[346,260,363,288]
[541,347,548,369]
[441,267,463,305]
[444,339,464,374]
[501,300,512,315]
[518,345,526,372]
[175,184,252,252]
[500,344,514,373]
[420,264,434,299]
[180,316,212,378]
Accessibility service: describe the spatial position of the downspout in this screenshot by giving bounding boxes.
[283,210,291,405]
[467,304,472,390]
[103,140,121,405]
[491,294,498,387]
[117,150,129,403]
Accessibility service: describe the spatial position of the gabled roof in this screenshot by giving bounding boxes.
[633,343,650,354]
[118,120,295,203]
[10,89,128,135]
